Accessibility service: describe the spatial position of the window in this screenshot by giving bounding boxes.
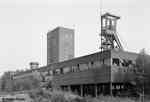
[88,62,92,69]
[60,68,63,74]
[47,70,51,76]
[116,85,120,90]
[112,58,120,66]
[102,59,105,64]
[91,61,94,66]
[71,66,75,72]
[72,66,78,72]
[104,59,110,65]
[53,70,56,75]
[55,69,61,74]
[63,67,70,74]
[93,61,101,68]
[128,60,132,65]
[49,70,53,75]
[80,64,88,71]
[42,71,48,76]
[121,59,133,67]
[77,64,80,71]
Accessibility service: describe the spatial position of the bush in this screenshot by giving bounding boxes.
[29,89,147,102]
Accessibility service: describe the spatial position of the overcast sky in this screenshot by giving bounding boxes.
[0,0,149,75]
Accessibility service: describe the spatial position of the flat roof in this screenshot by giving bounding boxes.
[14,49,147,77]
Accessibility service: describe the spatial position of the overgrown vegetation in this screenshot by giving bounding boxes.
[134,49,150,95]
[0,71,41,92]
[28,89,138,102]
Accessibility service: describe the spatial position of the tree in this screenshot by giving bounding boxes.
[135,49,150,94]
[133,49,150,102]
[0,71,14,92]
[13,75,41,91]
[0,70,41,92]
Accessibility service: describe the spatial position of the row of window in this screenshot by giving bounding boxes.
[53,59,110,75]
[40,58,136,77]
[39,59,110,76]
[117,67,137,73]
[112,58,137,73]
[112,85,124,90]
[112,58,135,68]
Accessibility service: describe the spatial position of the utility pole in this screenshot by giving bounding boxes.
[142,53,145,102]
[140,49,145,102]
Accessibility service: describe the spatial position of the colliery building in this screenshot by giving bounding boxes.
[51,49,138,96]
[13,50,138,96]
[13,13,144,97]
[47,27,74,64]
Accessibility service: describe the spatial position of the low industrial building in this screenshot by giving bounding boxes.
[13,49,139,96]
[12,13,147,97]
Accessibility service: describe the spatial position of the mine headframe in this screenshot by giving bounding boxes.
[100,13,123,51]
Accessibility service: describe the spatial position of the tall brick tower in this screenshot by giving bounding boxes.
[47,27,74,65]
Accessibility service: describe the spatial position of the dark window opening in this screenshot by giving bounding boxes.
[91,61,94,65]
[53,70,56,75]
[102,59,105,64]
[112,58,120,66]
[54,69,61,75]
[77,64,80,71]
[121,59,133,67]
[60,68,63,74]
[133,69,137,73]
[128,60,132,65]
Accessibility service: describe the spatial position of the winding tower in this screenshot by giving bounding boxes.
[100,13,123,51]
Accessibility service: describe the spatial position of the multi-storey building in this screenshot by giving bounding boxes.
[47,27,74,65]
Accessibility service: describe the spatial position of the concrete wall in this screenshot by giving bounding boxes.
[111,49,138,82]
[47,27,74,65]
[52,65,111,86]
[59,27,74,62]
[47,28,59,64]
[51,51,111,87]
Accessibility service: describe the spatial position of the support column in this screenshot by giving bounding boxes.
[95,84,97,97]
[101,84,105,95]
[110,82,112,96]
[80,85,83,97]
[68,86,71,92]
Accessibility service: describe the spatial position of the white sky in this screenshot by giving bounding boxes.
[0,0,150,74]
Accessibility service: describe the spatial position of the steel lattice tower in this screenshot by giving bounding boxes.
[100,13,123,51]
